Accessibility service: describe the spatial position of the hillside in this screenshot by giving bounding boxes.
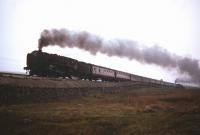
[0,74,200,135]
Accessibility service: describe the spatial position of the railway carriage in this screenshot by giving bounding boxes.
[91,65,115,81]
[141,77,151,84]
[115,71,131,81]
[131,74,143,82]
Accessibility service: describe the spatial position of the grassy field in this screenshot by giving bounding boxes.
[0,87,200,135]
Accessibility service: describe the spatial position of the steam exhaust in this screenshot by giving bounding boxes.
[38,28,200,85]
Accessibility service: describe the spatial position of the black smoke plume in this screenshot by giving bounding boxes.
[38,29,200,84]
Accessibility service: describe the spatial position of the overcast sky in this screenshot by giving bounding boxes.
[0,0,199,83]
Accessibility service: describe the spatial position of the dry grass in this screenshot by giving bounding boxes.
[0,87,200,135]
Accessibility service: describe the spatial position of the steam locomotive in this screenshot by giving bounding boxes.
[24,50,176,87]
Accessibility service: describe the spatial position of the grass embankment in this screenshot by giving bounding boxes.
[0,87,200,135]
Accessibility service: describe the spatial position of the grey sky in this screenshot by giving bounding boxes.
[0,0,200,83]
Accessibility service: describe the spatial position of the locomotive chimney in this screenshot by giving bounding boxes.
[38,38,43,52]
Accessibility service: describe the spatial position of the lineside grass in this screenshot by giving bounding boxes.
[0,87,200,135]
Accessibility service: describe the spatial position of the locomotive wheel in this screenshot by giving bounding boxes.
[29,70,34,76]
[68,75,72,79]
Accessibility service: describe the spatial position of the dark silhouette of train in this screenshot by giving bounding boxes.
[24,50,176,87]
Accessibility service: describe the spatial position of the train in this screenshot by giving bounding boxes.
[24,50,176,87]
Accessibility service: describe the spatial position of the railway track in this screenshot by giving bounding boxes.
[0,71,56,80]
[0,71,27,77]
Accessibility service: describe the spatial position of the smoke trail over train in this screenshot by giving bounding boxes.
[38,29,200,84]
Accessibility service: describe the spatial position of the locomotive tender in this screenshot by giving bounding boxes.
[24,50,175,87]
